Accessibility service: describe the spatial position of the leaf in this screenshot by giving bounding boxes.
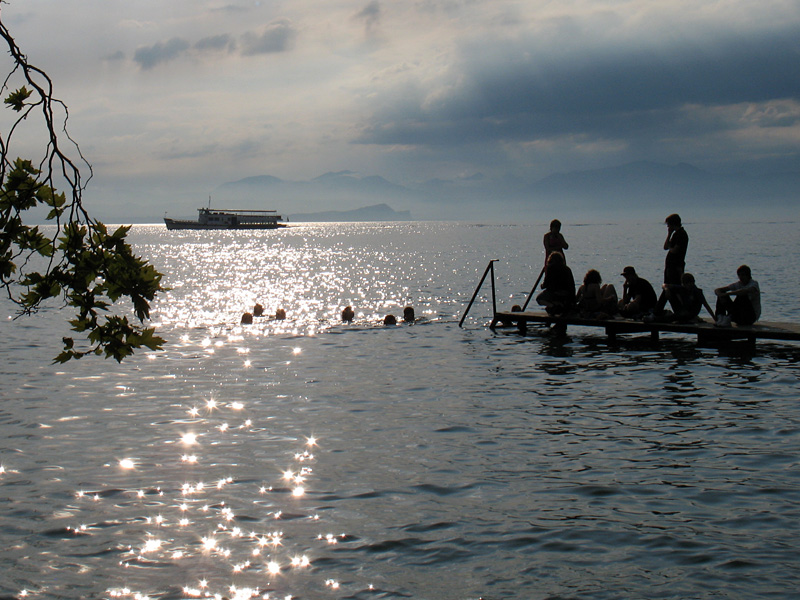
[4,86,32,111]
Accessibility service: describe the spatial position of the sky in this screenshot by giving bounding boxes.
[2,0,800,221]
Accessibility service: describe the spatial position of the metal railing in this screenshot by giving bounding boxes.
[459,260,498,327]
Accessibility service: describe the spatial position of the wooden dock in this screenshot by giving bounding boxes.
[490,310,800,345]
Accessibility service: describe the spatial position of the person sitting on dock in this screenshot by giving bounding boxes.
[618,266,657,319]
[714,265,761,326]
[543,219,569,261]
[536,251,575,316]
[657,272,715,323]
[576,269,618,318]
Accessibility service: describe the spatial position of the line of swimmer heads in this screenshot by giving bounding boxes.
[241,304,416,326]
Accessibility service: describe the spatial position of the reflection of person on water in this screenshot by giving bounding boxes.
[543,219,569,261]
[714,265,761,326]
[536,251,575,316]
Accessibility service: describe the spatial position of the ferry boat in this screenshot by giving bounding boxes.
[164,207,286,230]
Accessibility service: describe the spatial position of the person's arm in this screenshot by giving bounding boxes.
[559,234,569,250]
[715,282,734,297]
[664,231,672,251]
[721,281,753,297]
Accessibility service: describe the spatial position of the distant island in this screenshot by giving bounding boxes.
[209,162,799,222]
[288,203,412,222]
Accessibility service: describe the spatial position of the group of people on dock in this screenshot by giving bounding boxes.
[536,216,762,327]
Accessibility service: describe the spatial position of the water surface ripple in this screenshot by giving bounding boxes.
[1,221,799,599]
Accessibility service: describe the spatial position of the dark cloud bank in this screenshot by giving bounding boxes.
[358,25,800,159]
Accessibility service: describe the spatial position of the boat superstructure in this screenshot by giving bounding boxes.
[164,208,286,230]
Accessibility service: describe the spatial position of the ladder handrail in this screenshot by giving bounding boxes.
[521,264,546,311]
[459,260,498,328]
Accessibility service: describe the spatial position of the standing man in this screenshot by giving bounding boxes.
[663,214,688,285]
[543,219,569,261]
[655,213,688,316]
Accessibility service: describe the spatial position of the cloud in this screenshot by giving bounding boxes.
[240,19,297,55]
[133,37,191,70]
[355,1,381,34]
[195,34,236,53]
[357,23,800,149]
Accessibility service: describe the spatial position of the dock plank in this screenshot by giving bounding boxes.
[491,310,800,344]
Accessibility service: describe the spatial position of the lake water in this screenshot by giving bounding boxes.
[2,220,800,600]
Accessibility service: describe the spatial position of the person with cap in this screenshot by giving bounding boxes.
[618,266,657,319]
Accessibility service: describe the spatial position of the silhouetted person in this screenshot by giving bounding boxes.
[536,251,575,316]
[253,303,264,317]
[403,306,415,322]
[618,266,657,319]
[657,272,715,323]
[275,308,286,320]
[341,306,355,322]
[383,314,397,325]
[543,219,569,261]
[655,214,689,314]
[241,312,253,325]
[663,213,688,285]
[714,265,761,326]
[576,269,618,318]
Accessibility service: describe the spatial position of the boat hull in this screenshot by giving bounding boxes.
[164,218,287,230]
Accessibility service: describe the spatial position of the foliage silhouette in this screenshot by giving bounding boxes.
[0,14,165,362]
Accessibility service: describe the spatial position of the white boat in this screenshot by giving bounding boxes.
[164,207,286,230]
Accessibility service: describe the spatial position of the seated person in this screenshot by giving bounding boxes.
[576,269,618,318]
[618,266,657,319]
[660,273,715,322]
[536,251,575,316]
[714,265,761,326]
